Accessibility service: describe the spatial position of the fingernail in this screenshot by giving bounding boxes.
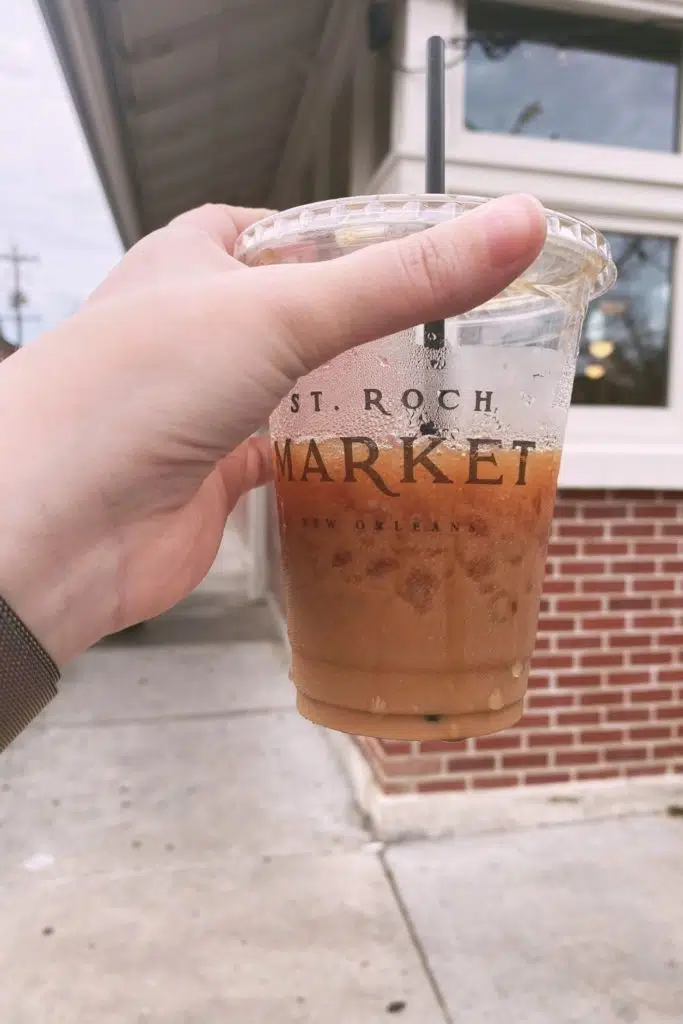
[478,194,546,269]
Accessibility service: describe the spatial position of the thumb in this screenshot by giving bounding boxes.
[254,194,546,373]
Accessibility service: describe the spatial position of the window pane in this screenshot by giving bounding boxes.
[465,1,680,152]
[572,234,674,408]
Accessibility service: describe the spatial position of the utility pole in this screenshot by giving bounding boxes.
[0,244,39,347]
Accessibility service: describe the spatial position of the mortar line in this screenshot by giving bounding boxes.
[30,705,297,732]
[379,848,454,1024]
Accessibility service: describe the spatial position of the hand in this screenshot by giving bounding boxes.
[0,196,546,664]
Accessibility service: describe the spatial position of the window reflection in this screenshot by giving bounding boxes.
[465,1,680,152]
[573,234,674,407]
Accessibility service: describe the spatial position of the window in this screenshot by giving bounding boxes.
[388,0,683,487]
[574,233,675,408]
[465,1,680,152]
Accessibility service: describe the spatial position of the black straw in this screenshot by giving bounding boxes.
[425,36,445,193]
[424,35,445,350]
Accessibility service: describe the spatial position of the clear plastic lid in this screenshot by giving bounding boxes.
[235,194,616,300]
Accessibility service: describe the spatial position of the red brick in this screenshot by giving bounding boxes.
[382,782,413,795]
[502,752,549,769]
[652,742,683,758]
[472,776,518,789]
[557,672,601,688]
[583,579,625,594]
[548,543,578,557]
[417,779,466,793]
[580,652,624,667]
[658,632,683,646]
[529,694,574,709]
[474,733,523,751]
[611,490,658,499]
[661,524,683,536]
[609,597,652,611]
[558,524,603,539]
[607,671,651,688]
[656,705,683,720]
[610,634,651,649]
[582,616,626,631]
[515,713,551,729]
[531,655,574,670]
[630,687,673,703]
[538,617,575,633]
[585,543,629,556]
[634,505,677,519]
[634,578,676,592]
[577,767,620,780]
[557,636,601,651]
[379,740,412,755]
[556,599,602,613]
[611,560,656,574]
[625,765,667,778]
[605,746,647,762]
[557,711,601,726]
[662,560,683,573]
[580,728,624,744]
[633,615,675,629]
[543,580,576,595]
[584,505,626,519]
[447,755,496,773]
[658,669,683,682]
[524,772,571,785]
[528,731,574,748]
[612,524,655,537]
[580,691,624,706]
[636,542,679,555]
[607,707,650,723]
[556,750,600,766]
[383,757,442,777]
[420,740,467,753]
[630,650,672,666]
[630,725,672,741]
[561,560,606,575]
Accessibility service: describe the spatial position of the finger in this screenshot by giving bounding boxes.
[168,204,276,254]
[256,194,546,370]
[217,434,273,507]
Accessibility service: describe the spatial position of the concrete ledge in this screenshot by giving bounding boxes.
[325,730,683,842]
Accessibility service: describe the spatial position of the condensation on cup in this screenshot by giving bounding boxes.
[236,195,617,741]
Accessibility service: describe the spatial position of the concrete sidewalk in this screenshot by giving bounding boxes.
[0,533,681,1022]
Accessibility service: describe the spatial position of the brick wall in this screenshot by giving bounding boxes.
[357,490,683,795]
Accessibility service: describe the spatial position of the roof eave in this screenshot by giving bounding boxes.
[37,0,142,247]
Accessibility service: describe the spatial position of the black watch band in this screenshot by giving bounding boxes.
[0,597,59,752]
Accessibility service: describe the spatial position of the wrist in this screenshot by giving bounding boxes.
[0,522,117,666]
[0,345,120,665]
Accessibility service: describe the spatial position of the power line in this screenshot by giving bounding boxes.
[0,244,40,347]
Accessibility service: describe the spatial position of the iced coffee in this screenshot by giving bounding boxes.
[275,438,559,739]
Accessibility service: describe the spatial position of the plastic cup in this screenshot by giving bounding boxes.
[235,195,616,740]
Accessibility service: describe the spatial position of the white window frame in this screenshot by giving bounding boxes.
[383,0,683,488]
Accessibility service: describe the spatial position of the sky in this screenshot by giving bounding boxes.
[0,0,122,345]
